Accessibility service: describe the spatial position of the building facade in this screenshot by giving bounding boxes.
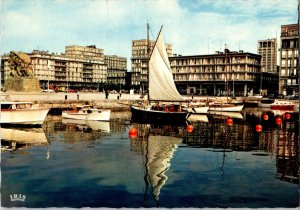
[169,49,263,97]
[1,45,108,91]
[131,39,173,92]
[104,55,127,88]
[257,38,277,73]
[279,24,299,96]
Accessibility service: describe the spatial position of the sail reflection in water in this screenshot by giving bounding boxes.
[130,125,182,206]
[1,127,48,151]
[1,110,299,208]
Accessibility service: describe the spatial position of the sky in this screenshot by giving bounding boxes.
[0,0,298,70]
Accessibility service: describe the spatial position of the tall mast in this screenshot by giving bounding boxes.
[225,44,229,102]
[147,22,150,104]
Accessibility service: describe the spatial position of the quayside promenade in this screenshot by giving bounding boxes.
[2,91,299,112]
[1,92,143,112]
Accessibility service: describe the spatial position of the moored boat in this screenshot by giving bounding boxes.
[209,102,244,112]
[62,105,111,121]
[185,101,209,114]
[0,101,49,126]
[270,100,295,110]
[131,104,189,125]
[130,25,190,124]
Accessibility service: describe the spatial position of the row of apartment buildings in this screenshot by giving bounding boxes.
[0,23,298,96]
[1,45,127,91]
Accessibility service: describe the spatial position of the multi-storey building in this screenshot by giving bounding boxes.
[257,38,277,73]
[104,55,127,88]
[131,39,173,91]
[1,45,108,91]
[279,24,299,96]
[169,49,263,96]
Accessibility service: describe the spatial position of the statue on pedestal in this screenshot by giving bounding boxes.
[4,51,41,92]
[8,51,34,77]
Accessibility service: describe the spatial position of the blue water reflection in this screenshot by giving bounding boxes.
[1,110,299,208]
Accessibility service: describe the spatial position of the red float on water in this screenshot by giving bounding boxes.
[263,114,269,121]
[285,113,291,120]
[129,127,138,138]
[187,125,194,133]
[256,125,262,132]
[276,117,282,125]
[226,118,233,126]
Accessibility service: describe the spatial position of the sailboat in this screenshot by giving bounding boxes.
[131,25,191,125]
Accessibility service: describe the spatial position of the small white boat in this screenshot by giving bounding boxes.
[0,101,49,126]
[270,100,295,110]
[209,103,244,112]
[62,105,111,121]
[185,102,209,114]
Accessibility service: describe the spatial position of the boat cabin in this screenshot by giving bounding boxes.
[1,102,34,110]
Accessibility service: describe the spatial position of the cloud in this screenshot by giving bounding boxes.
[0,0,298,68]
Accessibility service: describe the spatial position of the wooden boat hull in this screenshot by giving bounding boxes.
[0,108,49,126]
[131,106,190,125]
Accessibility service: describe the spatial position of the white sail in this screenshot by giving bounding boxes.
[149,31,184,101]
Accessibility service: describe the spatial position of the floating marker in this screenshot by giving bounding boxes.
[187,125,194,133]
[256,124,262,132]
[226,118,233,126]
[275,117,282,125]
[129,127,138,138]
[263,114,269,121]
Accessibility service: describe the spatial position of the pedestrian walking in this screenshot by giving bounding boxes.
[105,90,109,99]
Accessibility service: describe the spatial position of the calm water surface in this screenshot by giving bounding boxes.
[1,109,299,208]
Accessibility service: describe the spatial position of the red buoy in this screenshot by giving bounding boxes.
[226,118,233,126]
[129,127,138,138]
[187,125,194,133]
[285,113,291,120]
[263,114,269,121]
[275,117,282,125]
[256,125,263,132]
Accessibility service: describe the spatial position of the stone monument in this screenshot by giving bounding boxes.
[4,51,41,92]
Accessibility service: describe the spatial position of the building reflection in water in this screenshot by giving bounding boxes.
[183,111,299,184]
[274,115,299,184]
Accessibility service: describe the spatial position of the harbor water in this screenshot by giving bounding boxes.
[1,109,299,208]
